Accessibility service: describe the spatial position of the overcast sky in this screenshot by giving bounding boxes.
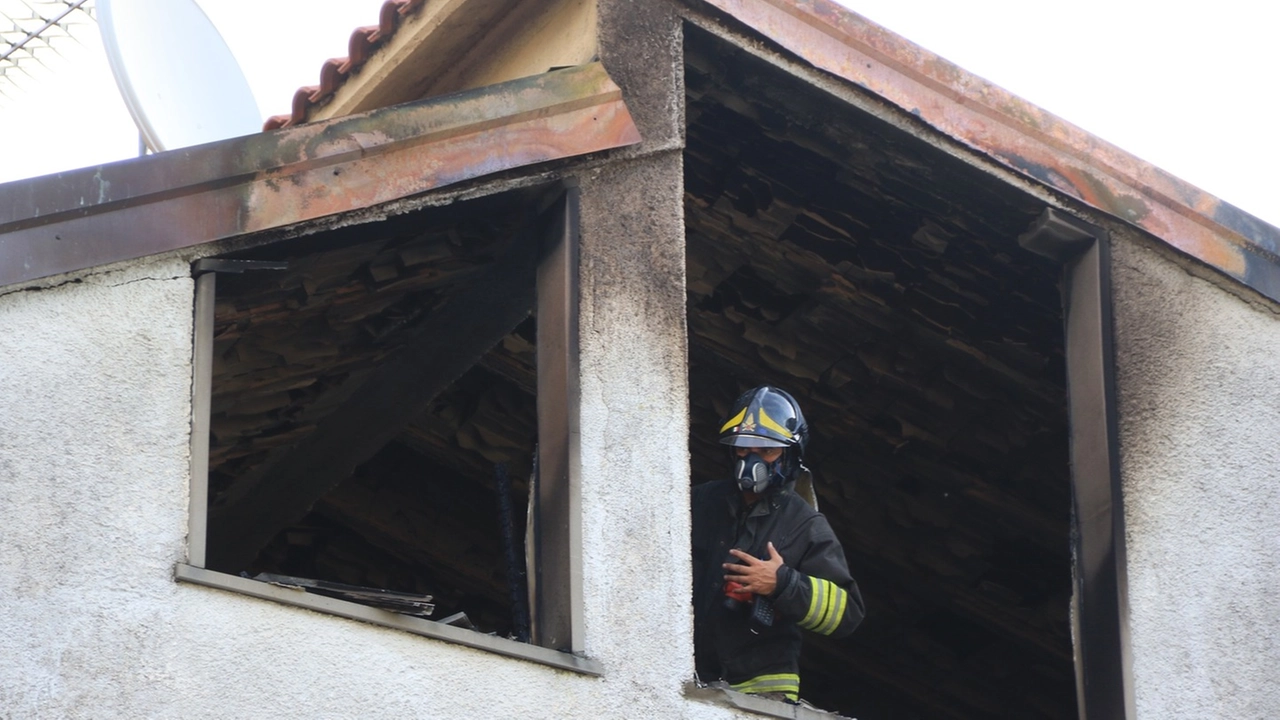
[2,0,1275,228]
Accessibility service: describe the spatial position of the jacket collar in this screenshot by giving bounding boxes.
[723,479,796,519]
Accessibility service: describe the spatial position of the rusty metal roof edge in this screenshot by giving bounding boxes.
[1,62,624,234]
[0,62,641,290]
[699,0,1280,300]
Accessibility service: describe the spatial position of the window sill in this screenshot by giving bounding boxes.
[684,682,851,719]
[174,564,602,676]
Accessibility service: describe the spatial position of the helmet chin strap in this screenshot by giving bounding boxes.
[734,452,784,494]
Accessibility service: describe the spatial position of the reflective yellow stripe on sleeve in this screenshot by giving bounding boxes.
[820,578,836,631]
[817,582,848,636]
[798,577,848,635]
[798,575,826,630]
[731,673,800,702]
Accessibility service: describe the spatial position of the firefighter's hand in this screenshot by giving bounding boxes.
[724,542,784,596]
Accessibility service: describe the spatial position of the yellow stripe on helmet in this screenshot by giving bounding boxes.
[757,408,793,438]
[719,407,747,434]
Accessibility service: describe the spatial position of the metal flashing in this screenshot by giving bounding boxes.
[0,61,640,290]
[698,0,1280,304]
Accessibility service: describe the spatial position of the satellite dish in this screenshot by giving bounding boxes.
[99,0,261,152]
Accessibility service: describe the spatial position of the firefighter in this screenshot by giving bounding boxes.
[692,385,864,703]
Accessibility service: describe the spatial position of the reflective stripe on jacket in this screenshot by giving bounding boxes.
[692,478,865,689]
[731,672,800,701]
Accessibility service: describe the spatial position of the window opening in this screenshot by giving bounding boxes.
[187,188,582,654]
[685,25,1080,719]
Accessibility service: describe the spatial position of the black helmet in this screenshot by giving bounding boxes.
[718,385,808,455]
[719,386,809,493]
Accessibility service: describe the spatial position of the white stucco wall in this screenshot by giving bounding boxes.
[0,0,742,714]
[0,250,741,719]
[1112,234,1280,718]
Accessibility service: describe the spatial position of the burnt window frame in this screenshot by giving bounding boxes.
[1019,208,1134,720]
[174,188,597,675]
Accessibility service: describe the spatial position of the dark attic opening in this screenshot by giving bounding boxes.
[684,25,1076,720]
[196,187,576,648]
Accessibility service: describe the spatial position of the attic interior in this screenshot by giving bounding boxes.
[204,191,545,638]
[684,24,1077,720]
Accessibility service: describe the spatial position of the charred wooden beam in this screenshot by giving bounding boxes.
[528,188,582,652]
[206,229,539,571]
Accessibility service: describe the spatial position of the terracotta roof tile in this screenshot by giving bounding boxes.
[264,0,426,131]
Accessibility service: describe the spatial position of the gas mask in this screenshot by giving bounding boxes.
[734,452,784,494]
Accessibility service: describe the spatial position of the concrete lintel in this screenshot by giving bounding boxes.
[0,62,640,290]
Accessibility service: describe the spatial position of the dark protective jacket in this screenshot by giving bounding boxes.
[692,477,864,696]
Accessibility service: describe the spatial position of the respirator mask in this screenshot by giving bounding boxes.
[734,452,785,494]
